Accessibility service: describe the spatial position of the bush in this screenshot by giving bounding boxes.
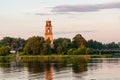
[0,46,10,56]
[67,49,74,55]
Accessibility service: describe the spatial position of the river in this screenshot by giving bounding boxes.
[0,58,120,80]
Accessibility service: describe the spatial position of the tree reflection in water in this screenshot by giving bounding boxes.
[0,56,90,80]
[26,60,67,80]
[72,57,88,73]
[27,60,45,73]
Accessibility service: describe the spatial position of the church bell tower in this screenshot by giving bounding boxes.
[44,20,54,47]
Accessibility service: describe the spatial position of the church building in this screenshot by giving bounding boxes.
[44,20,54,47]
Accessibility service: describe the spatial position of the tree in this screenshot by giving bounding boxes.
[105,42,119,49]
[57,46,62,54]
[53,38,72,54]
[118,42,120,48]
[87,39,103,49]
[77,45,88,55]
[0,46,10,56]
[0,37,14,47]
[0,37,26,51]
[23,36,45,55]
[87,40,119,49]
[43,39,51,55]
[12,38,26,51]
[67,49,74,55]
[72,34,87,48]
[23,36,51,55]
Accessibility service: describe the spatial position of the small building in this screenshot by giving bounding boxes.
[10,50,16,54]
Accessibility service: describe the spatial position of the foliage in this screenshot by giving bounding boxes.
[67,49,74,55]
[77,45,87,55]
[0,37,26,51]
[0,37,14,47]
[23,36,51,55]
[105,42,119,49]
[87,39,103,49]
[118,42,120,48]
[67,46,91,55]
[87,39,119,49]
[53,34,88,55]
[0,34,119,55]
[42,39,51,55]
[23,36,44,55]
[72,34,87,48]
[54,38,72,54]
[0,46,10,56]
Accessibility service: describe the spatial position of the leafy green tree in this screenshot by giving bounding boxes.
[43,39,51,55]
[57,46,62,54]
[118,42,120,48]
[0,37,14,47]
[87,40,119,50]
[0,46,10,56]
[23,36,51,55]
[0,37,26,51]
[86,48,91,54]
[105,42,119,49]
[72,34,87,48]
[53,38,72,54]
[77,45,87,55]
[87,39,103,49]
[23,36,45,55]
[12,38,26,51]
[67,49,74,55]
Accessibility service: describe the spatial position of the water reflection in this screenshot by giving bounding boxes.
[0,57,120,80]
[72,58,88,73]
[45,63,54,80]
[38,57,87,80]
[0,57,89,80]
[27,61,45,73]
[26,60,69,80]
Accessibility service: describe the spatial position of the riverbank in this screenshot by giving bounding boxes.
[0,54,111,62]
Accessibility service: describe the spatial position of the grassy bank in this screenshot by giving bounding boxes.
[0,54,16,62]
[19,54,110,61]
[19,55,87,61]
[0,54,111,62]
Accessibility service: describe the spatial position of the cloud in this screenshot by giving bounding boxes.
[35,12,73,16]
[35,13,54,16]
[52,2,120,12]
[54,30,94,35]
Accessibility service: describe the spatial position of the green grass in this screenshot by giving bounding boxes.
[90,54,111,58]
[19,54,110,62]
[0,54,111,62]
[18,55,91,64]
[0,54,16,62]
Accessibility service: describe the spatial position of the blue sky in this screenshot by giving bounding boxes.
[0,0,120,43]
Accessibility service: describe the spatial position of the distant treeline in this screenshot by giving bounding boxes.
[0,34,119,56]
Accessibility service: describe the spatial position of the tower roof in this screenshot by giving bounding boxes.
[46,20,52,27]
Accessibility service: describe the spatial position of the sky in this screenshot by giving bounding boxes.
[0,0,120,43]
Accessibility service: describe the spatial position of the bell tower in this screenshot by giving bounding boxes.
[44,20,54,47]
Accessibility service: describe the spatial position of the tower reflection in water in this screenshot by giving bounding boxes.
[45,63,54,80]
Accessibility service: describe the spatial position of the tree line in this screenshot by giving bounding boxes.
[87,40,119,49]
[0,34,119,56]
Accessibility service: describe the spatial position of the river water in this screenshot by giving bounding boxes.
[0,58,120,80]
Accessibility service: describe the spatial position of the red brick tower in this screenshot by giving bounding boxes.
[44,20,54,47]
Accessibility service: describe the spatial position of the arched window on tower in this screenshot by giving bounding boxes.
[48,37,50,39]
[48,28,50,33]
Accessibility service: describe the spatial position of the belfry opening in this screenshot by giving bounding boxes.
[44,20,54,48]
